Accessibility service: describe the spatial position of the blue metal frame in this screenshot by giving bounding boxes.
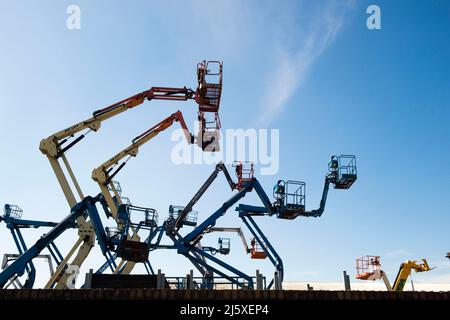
[174,154,351,289]
[173,178,278,289]
[1,155,356,289]
[0,205,65,288]
[237,206,283,289]
[0,199,85,288]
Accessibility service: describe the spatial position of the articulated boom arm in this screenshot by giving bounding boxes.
[92,111,192,218]
[206,227,250,254]
[38,89,194,288]
[90,111,192,275]
[0,205,63,288]
[0,200,87,288]
[272,155,357,219]
[41,87,194,156]
[174,161,236,231]
[302,176,331,218]
[39,87,196,208]
[38,60,222,289]
[392,259,432,291]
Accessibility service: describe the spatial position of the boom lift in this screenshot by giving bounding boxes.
[201,225,281,289]
[155,161,252,285]
[38,60,223,288]
[356,255,433,291]
[0,197,93,288]
[91,204,201,279]
[175,155,356,289]
[204,227,250,255]
[1,254,53,289]
[175,175,279,289]
[203,226,273,262]
[237,208,283,289]
[0,194,154,288]
[168,161,252,276]
[91,111,193,274]
[272,155,357,219]
[0,204,64,288]
[170,161,238,234]
[92,194,214,280]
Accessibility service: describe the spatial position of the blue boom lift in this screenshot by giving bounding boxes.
[174,155,357,289]
[0,204,66,288]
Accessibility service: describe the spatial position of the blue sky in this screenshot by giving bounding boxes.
[0,0,450,287]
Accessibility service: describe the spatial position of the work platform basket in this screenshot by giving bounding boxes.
[250,238,268,259]
[331,155,357,189]
[233,161,254,190]
[356,255,381,280]
[218,238,230,255]
[120,205,159,229]
[3,204,23,220]
[169,205,198,227]
[196,61,222,113]
[273,180,306,219]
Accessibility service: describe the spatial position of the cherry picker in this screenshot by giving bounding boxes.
[174,155,357,289]
[91,161,242,279]
[0,197,99,288]
[0,204,65,288]
[38,60,223,288]
[356,255,433,291]
[1,193,158,288]
[91,111,194,274]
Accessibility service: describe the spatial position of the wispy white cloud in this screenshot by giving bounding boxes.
[257,2,354,126]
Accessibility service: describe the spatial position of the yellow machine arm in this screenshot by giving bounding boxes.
[40,87,195,204]
[92,110,192,217]
[91,111,192,274]
[39,89,194,289]
[392,259,432,291]
[39,60,222,288]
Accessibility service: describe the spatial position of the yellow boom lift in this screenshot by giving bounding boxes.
[355,255,433,291]
[39,60,222,288]
[91,111,193,274]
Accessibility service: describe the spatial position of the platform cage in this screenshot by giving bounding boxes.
[3,204,23,220]
[330,155,357,189]
[197,111,221,152]
[168,205,198,227]
[108,180,123,196]
[273,180,306,218]
[118,205,159,229]
[233,161,254,190]
[218,238,231,255]
[250,238,268,259]
[196,60,223,113]
[201,111,221,131]
[356,255,381,280]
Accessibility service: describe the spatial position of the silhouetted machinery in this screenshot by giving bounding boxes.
[0,56,360,290]
[356,255,433,291]
[273,155,357,219]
